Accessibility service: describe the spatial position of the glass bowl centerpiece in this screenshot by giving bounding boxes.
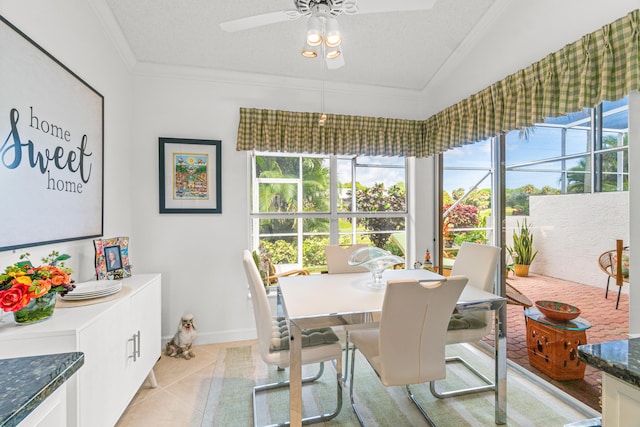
[348,247,405,289]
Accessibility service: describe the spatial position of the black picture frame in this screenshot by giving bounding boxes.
[0,16,104,251]
[104,245,123,272]
[159,138,222,214]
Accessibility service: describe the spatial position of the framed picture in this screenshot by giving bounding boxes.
[159,138,222,214]
[104,245,123,272]
[0,16,104,251]
[94,237,131,280]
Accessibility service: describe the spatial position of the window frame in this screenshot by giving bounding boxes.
[249,152,409,269]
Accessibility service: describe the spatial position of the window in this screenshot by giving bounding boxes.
[250,153,407,271]
[441,98,628,257]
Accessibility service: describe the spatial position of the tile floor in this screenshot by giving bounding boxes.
[116,340,247,427]
[117,274,627,425]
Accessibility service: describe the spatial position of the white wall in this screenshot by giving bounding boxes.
[0,1,134,281]
[2,0,638,342]
[129,67,426,343]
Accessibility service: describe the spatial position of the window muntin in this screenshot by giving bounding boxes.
[442,98,628,253]
[252,153,407,270]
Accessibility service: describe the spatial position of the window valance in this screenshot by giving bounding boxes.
[237,10,639,158]
[236,108,425,157]
[422,9,640,156]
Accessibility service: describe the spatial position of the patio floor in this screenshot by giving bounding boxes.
[482,273,629,412]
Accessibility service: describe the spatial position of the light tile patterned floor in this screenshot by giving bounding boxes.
[117,275,625,424]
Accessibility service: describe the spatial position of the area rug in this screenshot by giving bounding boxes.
[201,342,596,426]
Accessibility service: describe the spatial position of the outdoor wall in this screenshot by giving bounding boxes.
[515,192,629,291]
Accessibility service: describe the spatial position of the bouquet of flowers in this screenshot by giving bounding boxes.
[0,251,74,315]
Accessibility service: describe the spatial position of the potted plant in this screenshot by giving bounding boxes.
[507,219,538,277]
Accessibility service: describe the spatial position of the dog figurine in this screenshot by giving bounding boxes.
[165,313,197,360]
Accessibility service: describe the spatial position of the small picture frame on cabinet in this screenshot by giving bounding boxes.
[94,237,132,279]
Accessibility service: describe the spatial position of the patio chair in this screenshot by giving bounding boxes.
[242,250,343,426]
[598,245,629,309]
[252,250,310,285]
[348,276,468,426]
[430,242,501,399]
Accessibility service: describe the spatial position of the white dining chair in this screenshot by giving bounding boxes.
[430,242,501,398]
[324,244,369,274]
[348,276,468,426]
[324,244,374,382]
[242,250,343,426]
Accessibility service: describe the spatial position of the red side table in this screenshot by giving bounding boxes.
[524,308,591,380]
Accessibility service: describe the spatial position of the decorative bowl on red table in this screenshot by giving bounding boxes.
[535,300,581,322]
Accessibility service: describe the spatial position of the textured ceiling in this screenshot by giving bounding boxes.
[103,0,497,90]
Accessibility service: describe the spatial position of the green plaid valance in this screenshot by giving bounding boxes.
[237,10,639,158]
[236,108,425,157]
[422,9,640,156]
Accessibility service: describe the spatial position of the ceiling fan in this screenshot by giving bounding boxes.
[220,0,437,69]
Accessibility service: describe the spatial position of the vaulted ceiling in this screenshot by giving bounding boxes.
[103,0,498,91]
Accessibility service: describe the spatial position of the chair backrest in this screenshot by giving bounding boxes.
[325,244,369,274]
[598,250,614,274]
[377,276,468,386]
[450,242,501,293]
[242,249,274,361]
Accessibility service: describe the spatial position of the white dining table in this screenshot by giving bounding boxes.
[278,268,507,426]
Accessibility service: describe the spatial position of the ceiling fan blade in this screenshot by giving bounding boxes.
[355,0,437,14]
[220,10,301,32]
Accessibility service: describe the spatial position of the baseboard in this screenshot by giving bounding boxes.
[162,327,256,346]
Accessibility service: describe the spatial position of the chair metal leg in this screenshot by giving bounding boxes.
[605,276,611,299]
[429,355,494,399]
[343,330,350,383]
[349,346,365,427]
[252,361,343,427]
[350,346,438,427]
[616,284,622,309]
[406,385,437,427]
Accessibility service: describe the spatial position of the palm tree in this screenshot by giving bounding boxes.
[566,135,627,193]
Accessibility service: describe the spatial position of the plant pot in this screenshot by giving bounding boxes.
[514,264,530,277]
[13,292,57,325]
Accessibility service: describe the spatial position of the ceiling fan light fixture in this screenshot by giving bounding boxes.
[326,45,341,59]
[324,17,342,47]
[301,42,318,58]
[306,16,323,46]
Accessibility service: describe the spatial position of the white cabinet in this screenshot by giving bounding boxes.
[17,383,67,427]
[0,274,161,427]
[602,372,640,427]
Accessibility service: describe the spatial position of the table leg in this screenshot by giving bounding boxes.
[495,300,507,424]
[289,320,303,427]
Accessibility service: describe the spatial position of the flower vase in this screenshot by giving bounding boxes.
[13,292,57,325]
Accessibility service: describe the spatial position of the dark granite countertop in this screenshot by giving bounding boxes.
[0,352,84,427]
[579,337,640,388]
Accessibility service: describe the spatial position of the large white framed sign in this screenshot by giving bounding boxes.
[0,16,104,251]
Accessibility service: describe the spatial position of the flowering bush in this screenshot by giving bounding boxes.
[0,251,74,313]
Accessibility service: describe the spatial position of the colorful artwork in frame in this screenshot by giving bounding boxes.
[159,138,222,214]
[94,236,132,280]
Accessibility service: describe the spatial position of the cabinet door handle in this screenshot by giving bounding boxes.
[128,331,141,362]
[135,330,141,359]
